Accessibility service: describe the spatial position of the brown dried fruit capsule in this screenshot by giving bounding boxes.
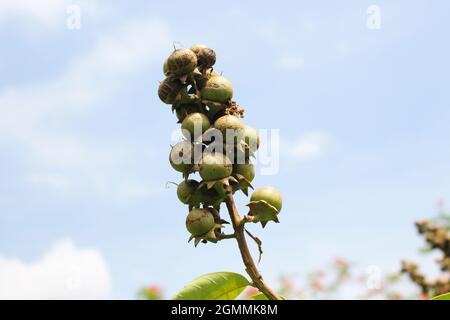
[158,77,183,104]
[197,48,216,68]
[167,49,197,77]
[190,44,208,55]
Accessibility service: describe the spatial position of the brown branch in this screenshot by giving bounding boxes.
[225,195,281,300]
[217,233,236,241]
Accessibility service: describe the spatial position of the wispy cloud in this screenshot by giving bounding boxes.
[283,132,330,161]
[0,239,111,299]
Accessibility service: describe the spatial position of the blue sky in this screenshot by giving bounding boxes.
[0,0,449,299]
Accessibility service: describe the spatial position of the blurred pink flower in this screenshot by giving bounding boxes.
[242,286,260,298]
[140,285,164,300]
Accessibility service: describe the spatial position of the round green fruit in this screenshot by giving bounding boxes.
[233,163,255,182]
[186,208,215,236]
[243,125,260,151]
[250,187,283,212]
[167,49,197,77]
[200,76,233,103]
[169,141,194,173]
[199,152,232,181]
[181,112,211,140]
[214,115,244,144]
[158,77,183,104]
[177,180,199,204]
[195,68,220,90]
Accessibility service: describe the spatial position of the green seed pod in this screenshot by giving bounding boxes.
[199,152,232,181]
[158,77,183,104]
[194,187,223,207]
[196,68,220,90]
[213,182,231,198]
[200,76,233,103]
[233,163,255,182]
[169,141,194,173]
[190,44,208,55]
[214,115,244,144]
[242,125,260,152]
[177,179,200,204]
[167,49,197,77]
[181,112,211,140]
[186,208,215,236]
[197,48,216,68]
[250,187,283,212]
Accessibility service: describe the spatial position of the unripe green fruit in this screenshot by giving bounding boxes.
[177,180,200,204]
[196,68,220,90]
[181,112,211,140]
[214,115,244,144]
[200,152,232,181]
[251,187,283,212]
[158,77,183,104]
[186,208,215,236]
[194,187,223,207]
[197,48,216,68]
[190,44,208,55]
[243,125,260,151]
[167,49,197,77]
[233,163,255,182]
[200,76,233,103]
[169,141,194,173]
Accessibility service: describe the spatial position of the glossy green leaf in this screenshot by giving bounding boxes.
[432,292,450,300]
[172,272,250,300]
[246,293,269,300]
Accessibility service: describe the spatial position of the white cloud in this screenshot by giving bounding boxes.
[279,55,305,70]
[0,239,111,299]
[0,0,99,29]
[284,132,329,160]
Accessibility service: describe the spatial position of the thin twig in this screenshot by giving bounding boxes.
[217,233,236,241]
[244,228,263,264]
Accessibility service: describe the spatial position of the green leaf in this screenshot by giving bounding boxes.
[432,292,450,300]
[172,272,250,300]
[246,293,269,300]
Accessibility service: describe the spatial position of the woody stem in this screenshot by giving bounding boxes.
[224,195,281,300]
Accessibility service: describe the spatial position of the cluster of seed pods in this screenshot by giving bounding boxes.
[158,44,283,246]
